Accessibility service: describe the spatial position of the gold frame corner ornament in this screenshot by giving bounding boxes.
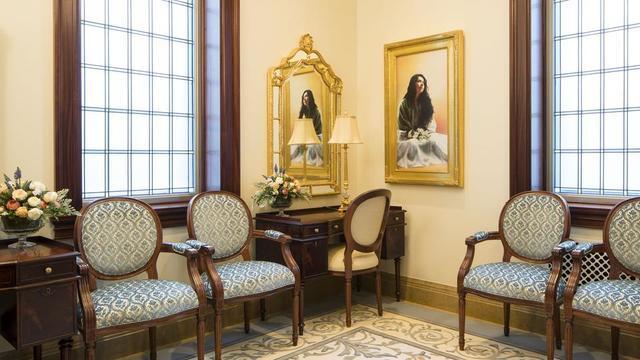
[267,34,343,196]
[383,30,464,187]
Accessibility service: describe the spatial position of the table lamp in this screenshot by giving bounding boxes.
[288,116,321,181]
[328,113,363,214]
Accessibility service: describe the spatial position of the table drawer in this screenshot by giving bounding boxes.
[387,211,405,226]
[302,224,327,238]
[0,267,15,288]
[18,257,76,284]
[327,220,343,235]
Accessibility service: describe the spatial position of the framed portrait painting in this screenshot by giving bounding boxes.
[384,31,464,186]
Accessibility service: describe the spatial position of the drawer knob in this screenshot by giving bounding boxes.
[395,216,400,221]
[333,224,339,229]
[44,267,53,274]
[314,228,319,233]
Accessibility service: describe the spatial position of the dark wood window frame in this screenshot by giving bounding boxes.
[53,0,240,236]
[510,0,611,229]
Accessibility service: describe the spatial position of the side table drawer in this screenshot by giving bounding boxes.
[0,267,15,288]
[18,281,77,347]
[18,258,76,285]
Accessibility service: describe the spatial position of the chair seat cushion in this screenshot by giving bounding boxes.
[463,262,565,303]
[573,280,640,324]
[91,279,199,329]
[327,245,379,272]
[201,261,295,300]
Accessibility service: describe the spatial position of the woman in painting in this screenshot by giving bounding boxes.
[291,89,323,166]
[396,74,448,168]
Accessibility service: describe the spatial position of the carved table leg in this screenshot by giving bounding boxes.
[394,257,401,301]
[59,337,73,360]
[260,298,266,321]
[299,282,305,335]
[33,345,42,360]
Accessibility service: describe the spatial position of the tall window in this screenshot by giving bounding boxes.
[81,0,197,199]
[551,0,640,198]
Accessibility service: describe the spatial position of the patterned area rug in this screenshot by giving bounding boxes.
[206,304,547,359]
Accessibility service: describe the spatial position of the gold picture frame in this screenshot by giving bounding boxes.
[384,31,464,186]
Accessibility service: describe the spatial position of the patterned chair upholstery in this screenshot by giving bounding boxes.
[564,197,640,359]
[457,191,572,360]
[187,191,301,360]
[75,198,207,360]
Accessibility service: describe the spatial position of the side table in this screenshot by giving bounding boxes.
[0,236,79,359]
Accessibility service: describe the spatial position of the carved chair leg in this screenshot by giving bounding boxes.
[612,326,620,360]
[554,305,562,350]
[214,307,223,360]
[260,298,266,321]
[292,288,299,346]
[503,302,510,336]
[345,276,353,327]
[197,314,206,360]
[149,326,157,360]
[458,292,466,350]
[545,314,555,360]
[564,320,574,360]
[299,284,305,335]
[85,341,96,360]
[244,301,250,334]
[375,270,383,316]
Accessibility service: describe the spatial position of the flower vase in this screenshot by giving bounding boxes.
[271,197,292,217]
[1,217,44,249]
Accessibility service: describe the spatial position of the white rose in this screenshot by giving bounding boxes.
[43,191,58,203]
[12,189,28,201]
[27,196,41,207]
[0,183,7,194]
[30,181,47,195]
[275,177,284,184]
[27,208,43,220]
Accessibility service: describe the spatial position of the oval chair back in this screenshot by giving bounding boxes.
[604,197,640,279]
[344,189,392,255]
[75,197,162,279]
[499,191,570,262]
[187,191,253,261]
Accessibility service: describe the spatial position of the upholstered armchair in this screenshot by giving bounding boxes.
[564,197,640,360]
[75,197,207,360]
[457,191,573,359]
[327,189,391,327]
[187,191,301,360]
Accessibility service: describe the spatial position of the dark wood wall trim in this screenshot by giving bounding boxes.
[219,0,241,194]
[54,0,241,233]
[509,0,609,228]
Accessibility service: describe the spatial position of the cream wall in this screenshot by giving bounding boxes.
[0,0,606,289]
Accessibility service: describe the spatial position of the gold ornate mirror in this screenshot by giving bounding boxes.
[267,34,343,195]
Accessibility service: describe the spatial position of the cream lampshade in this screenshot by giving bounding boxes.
[288,117,321,182]
[328,113,363,214]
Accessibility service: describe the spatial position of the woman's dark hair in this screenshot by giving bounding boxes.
[403,74,434,126]
[298,89,318,118]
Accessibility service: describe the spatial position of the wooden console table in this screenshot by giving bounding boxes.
[0,236,79,359]
[255,205,406,325]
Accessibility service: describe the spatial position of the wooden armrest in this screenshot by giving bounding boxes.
[252,229,292,244]
[160,242,199,257]
[185,239,215,256]
[76,257,90,276]
[571,242,595,258]
[552,240,577,256]
[465,231,500,245]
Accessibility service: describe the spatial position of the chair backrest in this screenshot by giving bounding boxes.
[75,197,162,278]
[187,191,252,260]
[604,197,640,278]
[499,191,570,261]
[344,189,391,253]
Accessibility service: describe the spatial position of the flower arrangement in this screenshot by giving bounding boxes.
[407,128,433,141]
[0,167,79,228]
[252,165,311,208]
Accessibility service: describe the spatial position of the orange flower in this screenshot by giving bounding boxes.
[6,200,20,211]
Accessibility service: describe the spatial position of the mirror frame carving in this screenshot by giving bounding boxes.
[267,34,343,195]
